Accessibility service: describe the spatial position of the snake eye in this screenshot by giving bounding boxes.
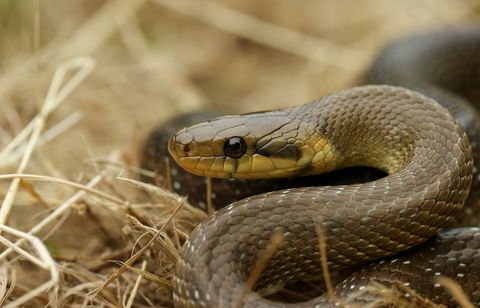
[223,137,247,158]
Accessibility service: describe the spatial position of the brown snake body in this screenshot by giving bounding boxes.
[146,27,480,306]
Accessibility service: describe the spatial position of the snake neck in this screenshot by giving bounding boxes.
[295,89,416,175]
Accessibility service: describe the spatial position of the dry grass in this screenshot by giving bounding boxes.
[0,0,479,306]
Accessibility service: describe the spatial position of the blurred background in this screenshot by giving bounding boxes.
[1,0,479,173]
[0,0,479,306]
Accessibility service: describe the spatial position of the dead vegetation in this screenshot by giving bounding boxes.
[0,0,479,306]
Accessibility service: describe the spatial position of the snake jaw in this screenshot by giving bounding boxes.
[168,110,349,179]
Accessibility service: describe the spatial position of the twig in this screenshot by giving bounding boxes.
[0,267,15,307]
[0,172,107,261]
[164,157,173,191]
[315,223,336,303]
[0,58,94,163]
[115,176,181,203]
[0,224,59,308]
[0,57,95,224]
[436,276,474,308]
[0,0,145,99]
[0,111,83,167]
[236,232,283,308]
[125,260,148,308]
[0,173,124,205]
[206,177,214,215]
[152,0,367,69]
[93,197,186,298]
[85,158,157,179]
[110,260,169,286]
[0,267,7,306]
[0,236,45,268]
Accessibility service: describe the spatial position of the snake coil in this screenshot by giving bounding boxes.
[141,27,480,307]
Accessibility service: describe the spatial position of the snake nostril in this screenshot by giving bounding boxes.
[171,131,195,157]
[183,144,191,155]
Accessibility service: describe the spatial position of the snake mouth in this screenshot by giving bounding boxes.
[169,145,334,180]
[168,128,345,179]
[168,131,227,177]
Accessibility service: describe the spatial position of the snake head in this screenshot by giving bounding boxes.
[168,110,340,179]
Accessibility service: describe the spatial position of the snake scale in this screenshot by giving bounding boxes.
[142,26,480,307]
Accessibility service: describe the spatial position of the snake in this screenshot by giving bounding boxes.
[142,26,480,307]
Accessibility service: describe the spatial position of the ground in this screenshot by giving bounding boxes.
[0,0,478,306]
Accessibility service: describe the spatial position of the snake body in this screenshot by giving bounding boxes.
[148,27,480,306]
[367,27,480,223]
[169,85,474,306]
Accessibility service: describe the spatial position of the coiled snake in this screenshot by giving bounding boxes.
[143,27,480,307]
